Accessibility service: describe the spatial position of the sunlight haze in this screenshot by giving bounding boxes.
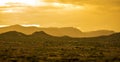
[0,0,120,32]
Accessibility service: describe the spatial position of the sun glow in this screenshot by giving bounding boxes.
[0,25,10,27]
[0,0,43,6]
[20,24,40,27]
[0,0,84,13]
[0,24,40,28]
[1,7,25,13]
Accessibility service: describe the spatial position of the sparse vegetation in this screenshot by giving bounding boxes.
[0,31,120,62]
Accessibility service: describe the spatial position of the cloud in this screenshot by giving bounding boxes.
[0,1,83,13]
[56,0,120,12]
[0,0,120,13]
[56,0,120,5]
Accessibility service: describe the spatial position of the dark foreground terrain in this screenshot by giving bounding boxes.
[0,31,120,62]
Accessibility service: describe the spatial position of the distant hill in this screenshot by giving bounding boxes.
[0,31,119,41]
[0,31,119,46]
[0,25,115,37]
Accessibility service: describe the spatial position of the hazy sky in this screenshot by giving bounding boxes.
[0,0,120,32]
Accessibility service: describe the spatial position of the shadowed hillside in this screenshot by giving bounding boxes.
[0,31,120,62]
[0,25,115,37]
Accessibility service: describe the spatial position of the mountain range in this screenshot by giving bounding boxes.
[0,25,115,37]
[0,31,120,44]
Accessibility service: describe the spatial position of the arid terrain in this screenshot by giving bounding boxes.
[0,31,120,62]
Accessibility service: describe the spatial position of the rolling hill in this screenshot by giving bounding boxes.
[0,25,115,37]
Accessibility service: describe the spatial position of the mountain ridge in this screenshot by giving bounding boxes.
[0,30,119,38]
[0,25,115,37]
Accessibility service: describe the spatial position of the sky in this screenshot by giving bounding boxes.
[0,0,120,32]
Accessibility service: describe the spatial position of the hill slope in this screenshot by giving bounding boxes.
[0,25,115,37]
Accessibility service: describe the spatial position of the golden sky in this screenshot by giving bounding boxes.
[0,0,120,32]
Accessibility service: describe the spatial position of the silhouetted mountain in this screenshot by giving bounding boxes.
[0,30,120,47]
[30,31,56,39]
[0,31,26,36]
[82,30,115,37]
[0,31,27,41]
[0,25,39,34]
[0,25,115,37]
[32,31,50,36]
[0,31,119,40]
[109,32,120,37]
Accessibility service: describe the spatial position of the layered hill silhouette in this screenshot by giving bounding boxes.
[0,31,120,47]
[0,31,119,41]
[0,25,115,37]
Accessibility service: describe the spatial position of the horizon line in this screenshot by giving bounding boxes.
[0,24,117,32]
